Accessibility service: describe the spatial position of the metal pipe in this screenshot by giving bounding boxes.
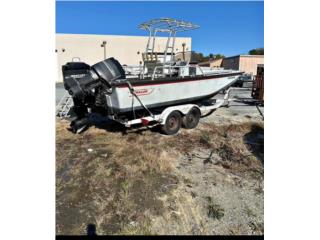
[101,41,107,59]
[182,43,186,61]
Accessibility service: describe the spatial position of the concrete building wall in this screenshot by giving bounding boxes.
[221,55,264,75]
[198,61,210,67]
[222,56,240,71]
[238,55,264,75]
[56,34,191,82]
[210,58,223,68]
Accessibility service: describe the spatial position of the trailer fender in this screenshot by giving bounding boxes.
[159,104,200,125]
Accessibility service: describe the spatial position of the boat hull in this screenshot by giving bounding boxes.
[107,73,241,113]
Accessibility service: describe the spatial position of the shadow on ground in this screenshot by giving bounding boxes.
[68,113,162,136]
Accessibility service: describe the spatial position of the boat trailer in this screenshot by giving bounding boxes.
[108,87,235,135]
[57,87,235,135]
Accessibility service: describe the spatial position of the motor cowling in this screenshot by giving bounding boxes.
[91,57,126,85]
[62,57,126,101]
[62,58,126,132]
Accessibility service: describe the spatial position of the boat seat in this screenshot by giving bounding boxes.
[142,53,163,77]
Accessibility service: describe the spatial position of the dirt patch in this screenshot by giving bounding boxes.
[148,121,264,235]
[56,118,263,235]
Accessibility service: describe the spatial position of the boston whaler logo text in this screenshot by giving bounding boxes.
[132,88,154,96]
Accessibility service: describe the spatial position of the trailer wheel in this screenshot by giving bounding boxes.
[182,107,201,129]
[161,111,181,135]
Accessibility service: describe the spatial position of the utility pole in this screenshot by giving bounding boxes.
[101,41,107,59]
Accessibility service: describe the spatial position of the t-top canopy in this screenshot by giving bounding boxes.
[139,18,199,33]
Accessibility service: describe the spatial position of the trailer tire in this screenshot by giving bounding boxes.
[182,107,201,129]
[161,111,182,135]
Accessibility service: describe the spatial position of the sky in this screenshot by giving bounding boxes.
[56,1,264,56]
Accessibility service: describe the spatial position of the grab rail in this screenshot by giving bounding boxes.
[151,65,206,80]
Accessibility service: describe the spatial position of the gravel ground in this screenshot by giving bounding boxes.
[149,113,264,235]
[56,83,65,105]
[201,88,263,125]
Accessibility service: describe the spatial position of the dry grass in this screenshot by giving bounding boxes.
[164,122,264,178]
[249,221,264,234]
[206,196,225,220]
[56,119,264,235]
[56,120,179,235]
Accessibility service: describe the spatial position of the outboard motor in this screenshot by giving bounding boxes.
[62,57,126,133]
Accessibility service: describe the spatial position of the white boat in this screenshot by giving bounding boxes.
[109,68,241,113]
[62,18,243,132]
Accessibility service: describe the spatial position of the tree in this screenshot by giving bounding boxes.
[191,51,205,62]
[213,54,225,59]
[249,48,264,55]
[191,51,225,62]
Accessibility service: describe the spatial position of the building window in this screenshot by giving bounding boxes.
[55,49,58,53]
[62,48,65,52]
[137,51,140,54]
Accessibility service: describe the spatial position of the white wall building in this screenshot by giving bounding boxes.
[56,34,192,82]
